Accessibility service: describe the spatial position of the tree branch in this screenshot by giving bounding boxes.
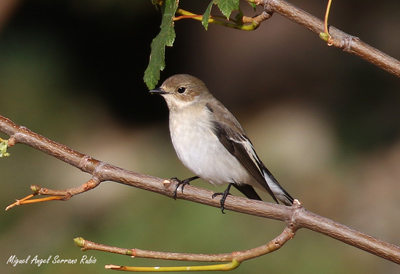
[1,114,400,267]
[259,0,400,77]
[73,226,295,271]
[77,226,295,262]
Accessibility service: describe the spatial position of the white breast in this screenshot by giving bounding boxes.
[169,106,252,186]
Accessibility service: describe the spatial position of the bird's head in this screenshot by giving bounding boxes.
[150,74,212,110]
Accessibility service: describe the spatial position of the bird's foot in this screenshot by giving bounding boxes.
[171,176,199,199]
[212,183,233,214]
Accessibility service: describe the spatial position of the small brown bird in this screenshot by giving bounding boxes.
[150,74,294,212]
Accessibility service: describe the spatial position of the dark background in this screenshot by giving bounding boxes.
[1,1,400,273]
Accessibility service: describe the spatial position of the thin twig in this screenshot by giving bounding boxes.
[5,178,101,210]
[75,226,295,262]
[74,226,295,271]
[175,8,271,31]
[319,0,334,45]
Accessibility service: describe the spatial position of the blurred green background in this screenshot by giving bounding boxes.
[1,0,400,273]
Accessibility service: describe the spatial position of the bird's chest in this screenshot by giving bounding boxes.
[168,108,244,185]
[169,109,217,164]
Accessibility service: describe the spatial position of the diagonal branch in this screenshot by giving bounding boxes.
[1,114,400,266]
[258,0,400,77]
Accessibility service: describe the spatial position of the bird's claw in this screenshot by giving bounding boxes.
[170,176,199,199]
[171,177,190,200]
[212,183,233,214]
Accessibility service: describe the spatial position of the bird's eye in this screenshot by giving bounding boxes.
[177,87,186,94]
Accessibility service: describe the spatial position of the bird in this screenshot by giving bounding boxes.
[150,74,294,212]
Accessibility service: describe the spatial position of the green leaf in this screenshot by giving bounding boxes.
[202,1,214,30]
[214,0,239,19]
[0,139,10,157]
[144,0,178,89]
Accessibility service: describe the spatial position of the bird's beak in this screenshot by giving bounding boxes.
[149,87,167,95]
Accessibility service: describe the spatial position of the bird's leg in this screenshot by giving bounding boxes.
[171,176,199,199]
[212,183,233,214]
